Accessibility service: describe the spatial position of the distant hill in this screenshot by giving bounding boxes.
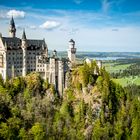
[48,51,140,60]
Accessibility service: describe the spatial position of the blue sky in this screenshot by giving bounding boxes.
[0,0,140,51]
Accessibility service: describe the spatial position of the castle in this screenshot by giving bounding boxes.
[0,17,76,96]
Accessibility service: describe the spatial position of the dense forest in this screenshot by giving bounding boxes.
[0,61,140,140]
[111,63,140,78]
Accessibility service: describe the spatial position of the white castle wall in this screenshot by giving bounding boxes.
[58,60,64,96]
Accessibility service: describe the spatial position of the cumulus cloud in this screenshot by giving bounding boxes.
[7,10,25,18]
[40,21,61,30]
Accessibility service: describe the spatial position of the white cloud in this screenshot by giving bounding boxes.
[74,0,84,4]
[40,21,61,30]
[7,10,25,18]
[101,0,127,14]
[102,0,110,13]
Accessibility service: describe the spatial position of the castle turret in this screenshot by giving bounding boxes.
[52,50,57,58]
[21,29,27,76]
[67,39,76,63]
[9,16,16,37]
[42,39,48,57]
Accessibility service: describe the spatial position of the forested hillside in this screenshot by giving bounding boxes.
[0,62,140,140]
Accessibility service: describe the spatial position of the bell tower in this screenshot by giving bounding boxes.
[9,16,16,38]
[67,39,76,63]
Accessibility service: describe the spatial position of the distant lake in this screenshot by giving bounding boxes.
[56,51,140,60]
[85,57,125,60]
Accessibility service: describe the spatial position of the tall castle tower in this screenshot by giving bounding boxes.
[21,30,27,77]
[58,60,64,96]
[68,39,76,63]
[49,50,58,86]
[9,16,16,37]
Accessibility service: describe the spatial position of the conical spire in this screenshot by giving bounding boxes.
[10,16,15,28]
[9,16,16,37]
[22,29,26,40]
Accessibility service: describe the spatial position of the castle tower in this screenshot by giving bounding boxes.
[52,50,57,58]
[9,16,16,37]
[58,60,64,96]
[67,39,76,63]
[42,38,48,57]
[21,30,27,77]
[49,50,58,87]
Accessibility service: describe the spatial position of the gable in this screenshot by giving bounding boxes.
[0,37,6,51]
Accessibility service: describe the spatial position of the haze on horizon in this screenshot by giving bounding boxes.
[0,0,140,52]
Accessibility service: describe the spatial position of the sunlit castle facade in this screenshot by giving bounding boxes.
[0,17,76,95]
